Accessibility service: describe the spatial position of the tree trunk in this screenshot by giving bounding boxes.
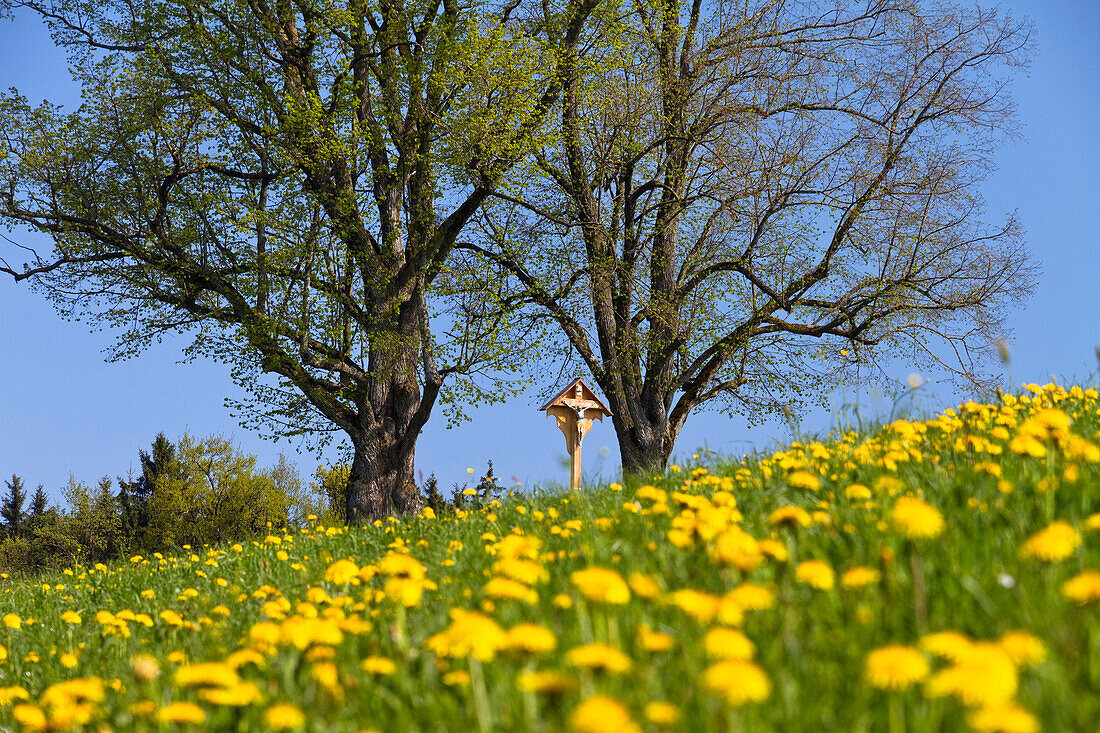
[344,297,428,523]
[345,430,421,522]
[612,410,675,480]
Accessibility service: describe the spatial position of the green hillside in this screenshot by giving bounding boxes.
[2,383,1099,731]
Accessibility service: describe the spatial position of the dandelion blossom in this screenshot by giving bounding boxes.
[920,631,974,662]
[795,560,835,590]
[517,671,577,695]
[669,589,722,623]
[644,701,681,726]
[263,703,306,730]
[891,496,944,539]
[501,623,557,654]
[1062,571,1100,605]
[1021,521,1081,562]
[841,567,881,589]
[997,631,1045,668]
[702,660,771,706]
[636,624,675,653]
[569,696,640,733]
[704,628,755,660]
[157,702,206,724]
[570,567,631,604]
[967,703,1039,733]
[926,643,1017,707]
[565,643,633,674]
[323,559,360,585]
[864,645,929,690]
[768,506,813,528]
[360,656,397,675]
[12,705,47,730]
[424,610,505,661]
[484,577,538,605]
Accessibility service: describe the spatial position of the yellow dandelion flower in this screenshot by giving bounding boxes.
[263,703,306,730]
[361,656,396,675]
[324,559,360,585]
[226,649,265,670]
[756,538,789,562]
[12,704,47,731]
[627,572,661,599]
[704,628,755,660]
[157,702,206,724]
[280,616,344,650]
[517,670,577,695]
[795,560,835,590]
[569,696,640,733]
[552,593,573,609]
[174,662,240,689]
[1085,513,1100,532]
[198,681,263,706]
[702,660,771,706]
[3,613,20,629]
[711,527,763,571]
[787,471,821,490]
[570,567,631,604]
[501,623,557,654]
[159,609,184,628]
[129,700,156,717]
[926,643,1017,707]
[378,553,428,580]
[441,670,470,687]
[920,631,974,662]
[1021,521,1081,562]
[0,686,30,705]
[997,631,1045,668]
[636,624,675,652]
[484,577,538,605]
[891,496,944,539]
[768,506,813,528]
[644,701,681,726]
[565,643,632,674]
[61,611,82,625]
[864,645,930,690]
[725,583,776,612]
[845,484,872,500]
[967,703,1040,733]
[492,558,547,585]
[425,610,505,661]
[669,589,722,623]
[841,567,881,588]
[1063,571,1100,604]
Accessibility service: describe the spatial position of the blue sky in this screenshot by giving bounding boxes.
[2,1,1098,503]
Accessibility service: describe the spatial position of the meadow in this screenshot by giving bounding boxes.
[1,382,1099,731]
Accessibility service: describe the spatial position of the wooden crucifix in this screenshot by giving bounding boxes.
[540,378,613,490]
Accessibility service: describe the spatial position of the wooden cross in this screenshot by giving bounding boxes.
[539,378,613,490]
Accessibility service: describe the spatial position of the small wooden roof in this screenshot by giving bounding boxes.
[538,377,613,416]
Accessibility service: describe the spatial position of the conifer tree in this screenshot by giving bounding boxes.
[1,475,27,537]
[28,485,49,520]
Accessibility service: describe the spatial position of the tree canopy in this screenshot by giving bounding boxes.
[1,0,599,518]
[461,0,1036,471]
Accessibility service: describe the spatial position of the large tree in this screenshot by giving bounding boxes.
[0,0,597,519]
[462,0,1036,473]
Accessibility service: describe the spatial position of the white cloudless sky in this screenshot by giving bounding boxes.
[1,1,1098,502]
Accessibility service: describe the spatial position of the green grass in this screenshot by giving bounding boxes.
[1,383,1099,731]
